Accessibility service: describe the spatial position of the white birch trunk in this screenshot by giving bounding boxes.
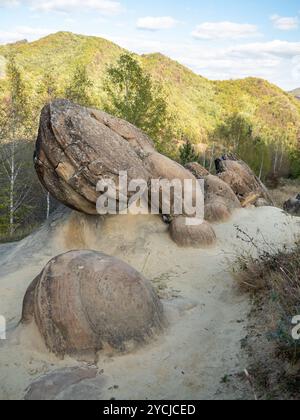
[259,152,264,181]
[9,141,15,237]
[209,143,215,172]
[46,192,50,220]
[273,144,279,175]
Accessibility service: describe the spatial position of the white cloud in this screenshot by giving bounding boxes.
[137,16,178,31]
[0,0,123,15]
[229,40,300,59]
[0,0,20,6]
[192,21,260,40]
[271,15,299,30]
[108,34,300,89]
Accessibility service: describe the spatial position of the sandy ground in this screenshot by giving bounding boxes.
[0,206,299,400]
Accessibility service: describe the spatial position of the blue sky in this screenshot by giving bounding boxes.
[0,0,300,89]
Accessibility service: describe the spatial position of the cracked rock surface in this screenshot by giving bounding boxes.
[35,100,155,215]
[215,156,273,206]
[22,250,165,360]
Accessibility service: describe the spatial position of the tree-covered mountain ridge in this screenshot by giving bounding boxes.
[0,31,300,149]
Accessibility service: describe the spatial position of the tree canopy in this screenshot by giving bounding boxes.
[103,53,169,141]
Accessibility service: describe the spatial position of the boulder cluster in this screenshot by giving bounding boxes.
[23,100,273,360]
[215,156,273,207]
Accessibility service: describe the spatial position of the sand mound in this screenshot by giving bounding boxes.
[0,206,299,400]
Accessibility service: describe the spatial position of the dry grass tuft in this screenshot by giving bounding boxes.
[234,227,300,358]
[233,230,300,399]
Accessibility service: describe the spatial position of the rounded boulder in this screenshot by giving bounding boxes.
[22,250,165,360]
[169,216,216,248]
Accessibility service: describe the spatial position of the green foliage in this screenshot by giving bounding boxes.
[0,141,34,237]
[0,58,40,239]
[212,113,273,179]
[65,64,94,107]
[37,69,60,103]
[103,53,169,141]
[5,55,33,136]
[179,138,200,166]
[213,113,253,152]
[0,32,299,154]
[0,181,10,235]
[289,149,300,179]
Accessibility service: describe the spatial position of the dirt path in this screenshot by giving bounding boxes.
[0,207,299,400]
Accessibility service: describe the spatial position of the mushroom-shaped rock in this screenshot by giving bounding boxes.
[169,217,216,248]
[215,157,273,206]
[34,100,216,248]
[22,251,165,360]
[34,100,154,215]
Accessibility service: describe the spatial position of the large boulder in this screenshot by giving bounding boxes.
[146,153,201,217]
[204,175,241,223]
[34,100,154,215]
[215,156,273,207]
[34,100,214,247]
[184,162,241,223]
[22,250,165,360]
[169,217,216,248]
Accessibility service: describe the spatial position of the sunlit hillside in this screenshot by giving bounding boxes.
[0,31,300,147]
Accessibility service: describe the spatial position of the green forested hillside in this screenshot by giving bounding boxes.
[0,31,299,148]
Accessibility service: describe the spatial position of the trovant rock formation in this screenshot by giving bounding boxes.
[34,100,155,215]
[185,162,241,223]
[215,156,273,207]
[34,100,215,248]
[22,250,165,360]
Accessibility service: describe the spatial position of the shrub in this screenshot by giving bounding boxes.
[234,228,300,359]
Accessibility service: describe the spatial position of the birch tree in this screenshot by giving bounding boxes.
[103,53,168,141]
[38,69,59,220]
[65,64,94,107]
[0,56,32,237]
